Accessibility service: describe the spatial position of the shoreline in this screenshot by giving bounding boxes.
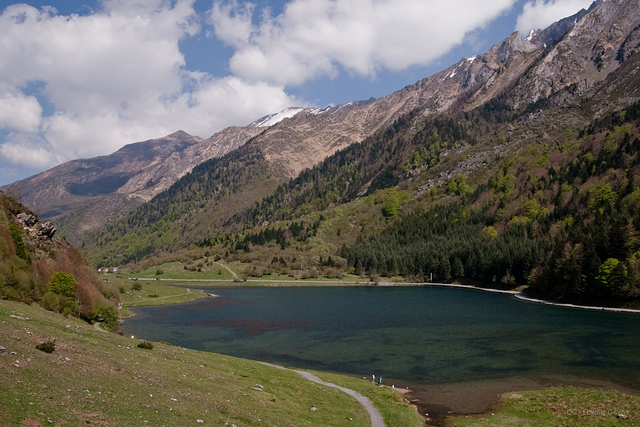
[127,276,640,314]
[128,277,640,314]
[404,374,640,425]
[375,280,640,313]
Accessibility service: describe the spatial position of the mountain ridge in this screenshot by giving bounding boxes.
[6,0,640,266]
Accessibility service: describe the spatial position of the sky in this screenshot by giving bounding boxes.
[0,0,595,186]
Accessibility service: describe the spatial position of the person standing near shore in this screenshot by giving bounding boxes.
[378,376,382,387]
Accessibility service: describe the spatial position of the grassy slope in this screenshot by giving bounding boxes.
[0,299,421,427]
[448,388,640,426]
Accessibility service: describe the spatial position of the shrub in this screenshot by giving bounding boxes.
[96,304,119,331]
[137,341,154,350]
[131,282,142,291]
[0,286,20,300]
[40,291,61,312]
[36,340,56,353]
[61,299,79,317]
[48,272,76,298]
[8,223,30,262]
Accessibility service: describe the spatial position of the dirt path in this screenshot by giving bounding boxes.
[294,370,385,427]
[262,362,385,427]
[213,261,238,280]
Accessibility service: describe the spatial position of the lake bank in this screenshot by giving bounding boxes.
[404,375,640,425]
[113,275,640,425]
[1,299,420,426]
[121,275,640,314]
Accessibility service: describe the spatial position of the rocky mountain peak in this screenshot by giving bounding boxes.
[510,0,640,108]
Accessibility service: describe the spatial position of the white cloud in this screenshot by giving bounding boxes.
[210,0,255,47]
[0,134,61,169]
[0,87,42,132]
[0,1,298,174]
[169,74,306,132]
[211,0,517,87]
[515,0,594,34]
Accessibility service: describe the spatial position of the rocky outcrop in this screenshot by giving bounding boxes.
[15,210,69,258]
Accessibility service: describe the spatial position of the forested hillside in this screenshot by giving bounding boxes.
[85,135,280,266]
[0,192,120,329]
[83,94,640,307]
[226,97,640,306]
[341,102,640,306]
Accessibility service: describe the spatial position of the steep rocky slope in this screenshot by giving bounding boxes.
[0,191,119,323]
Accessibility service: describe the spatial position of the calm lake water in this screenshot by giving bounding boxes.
[123,286,640,391]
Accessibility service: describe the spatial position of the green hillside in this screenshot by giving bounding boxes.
[341,102,640,307]
[82,87,640,309]
[0,192,120,328]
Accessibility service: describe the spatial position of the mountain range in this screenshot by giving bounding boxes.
[0,1,603,243]
[4,0,640,306]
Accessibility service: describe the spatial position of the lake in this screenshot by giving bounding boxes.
[123,286,640,407]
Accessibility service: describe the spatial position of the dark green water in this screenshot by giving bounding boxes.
[123,286,640,390]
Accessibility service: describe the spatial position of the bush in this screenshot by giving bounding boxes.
[137,341,154,350]
[48,272,76,298]
[96,304,119,331]
[61,299,79,317]
[0,286,20,300]
[131,282,142,291]
[40,291,61,312]
[8,223,30,262]
[36,340,56,353]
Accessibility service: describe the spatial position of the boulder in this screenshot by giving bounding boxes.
[16,212,37,227]
[37,221,57,239]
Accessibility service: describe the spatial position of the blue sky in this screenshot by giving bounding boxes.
[0,0,594,186]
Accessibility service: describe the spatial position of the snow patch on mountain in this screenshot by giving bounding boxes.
[254,107,306,127]
[526,29,537,41]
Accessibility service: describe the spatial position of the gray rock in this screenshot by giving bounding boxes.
[16,212,37,227]
[37,221,57,239]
